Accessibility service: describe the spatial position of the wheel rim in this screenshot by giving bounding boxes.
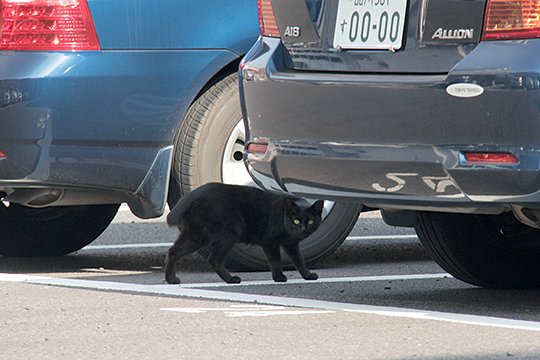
[221,120,255,186]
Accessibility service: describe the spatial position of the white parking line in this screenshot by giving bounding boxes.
[347,234,417,241]
[179,273,450,288]
[2,272,540,332]
[161,305,336,317]
[81,234,418,251]
[83,243,173,250]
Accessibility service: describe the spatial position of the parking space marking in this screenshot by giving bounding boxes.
[161,304,335,317]
[81,234,418,251]
[3,272,540,332]
[346,235,417,241]
[82,243,173,250]
[179,273,450,288]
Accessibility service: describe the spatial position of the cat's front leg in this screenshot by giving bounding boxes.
[262,243,287,282]
[282,242,318,281]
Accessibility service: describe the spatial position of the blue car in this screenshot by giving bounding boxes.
[0,0,360,269]
[241,0,540,287]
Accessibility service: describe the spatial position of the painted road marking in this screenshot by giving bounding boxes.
[83,243,173,250]
[179,273,450,288]
[81,234,418,251]
[2,273,540,332]
[161,304,335,317]
[347,235,417,241]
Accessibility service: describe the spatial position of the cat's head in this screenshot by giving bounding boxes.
[283,198,324,239]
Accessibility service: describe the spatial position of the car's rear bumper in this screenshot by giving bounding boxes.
[0,49,236,217]
[240,38,540,214]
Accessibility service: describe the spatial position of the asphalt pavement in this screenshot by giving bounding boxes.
[2,206,540,359]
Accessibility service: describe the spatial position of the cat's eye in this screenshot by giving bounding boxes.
[293,219,300,225]
[308,219,314,225]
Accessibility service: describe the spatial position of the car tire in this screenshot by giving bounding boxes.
[168,72,362,270]
[168,73,245,203]
[414,211,540,289]
[0,203,120,257]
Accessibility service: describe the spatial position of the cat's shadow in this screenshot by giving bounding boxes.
[0,238,430,275]
[0,251,191,274]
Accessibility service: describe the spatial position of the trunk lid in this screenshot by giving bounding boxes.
[270,0,486,73]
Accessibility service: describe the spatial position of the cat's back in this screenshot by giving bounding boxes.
[166,183,269,226]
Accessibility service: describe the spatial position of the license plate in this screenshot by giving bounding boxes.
[333,0,408,51]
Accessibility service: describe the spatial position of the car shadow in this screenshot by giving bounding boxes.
[318,237,432,269]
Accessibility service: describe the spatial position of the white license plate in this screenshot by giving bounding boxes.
[333,0,408,51]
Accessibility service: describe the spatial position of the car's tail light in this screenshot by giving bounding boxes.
[482,0,540,40]
[0,151,6,160]
[258,0,280,38]
[0,0,100,51]
[463,152,519,164]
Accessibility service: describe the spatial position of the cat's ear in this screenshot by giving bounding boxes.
[310,200,324,214]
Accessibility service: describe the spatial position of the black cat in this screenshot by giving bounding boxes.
[164,182,323,285]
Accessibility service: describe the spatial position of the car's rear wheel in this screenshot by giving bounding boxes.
[0,202,119,257]
[168,72,361,270]
[414,211,540,289]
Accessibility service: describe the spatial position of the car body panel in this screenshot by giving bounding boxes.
[241,35,540,214]
[1,50,236,187]
[89,0,257,53]
[0,0,259,218]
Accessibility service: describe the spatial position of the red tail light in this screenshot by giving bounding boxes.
[0,151,6,160]
[258,0,280,38]
[0,0,100,51]
[464,152,519,164]
[483,0,540,40]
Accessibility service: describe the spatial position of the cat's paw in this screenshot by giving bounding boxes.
[273,274,288,282]
[226,276,242,284]
[304,272,318,281]
[166,276,181,285]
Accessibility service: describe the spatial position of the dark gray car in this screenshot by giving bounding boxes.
[240,0,540,288]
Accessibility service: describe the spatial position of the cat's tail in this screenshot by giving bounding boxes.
[167,194,195,227]
[166,202,188,227]
[166,210,180,227]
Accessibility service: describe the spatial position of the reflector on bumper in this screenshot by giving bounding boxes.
[463,152,519,164]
